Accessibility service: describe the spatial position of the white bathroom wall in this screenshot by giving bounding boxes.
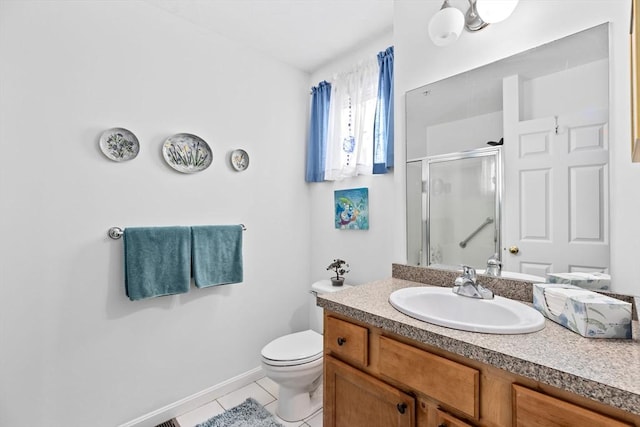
[425,111,503,157]
[523,59,609,120]
[307,32,401,286]
[0,1,311,426]
[394,0,640,296]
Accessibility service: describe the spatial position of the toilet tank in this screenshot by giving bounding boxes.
[309,279,352,334]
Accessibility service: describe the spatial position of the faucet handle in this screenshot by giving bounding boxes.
[487,253,501,266]
[461,265,476,280]
[485,253,502,277]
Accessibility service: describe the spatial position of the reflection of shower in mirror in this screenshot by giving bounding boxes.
[430,178,451,196]
[425,147,502,269]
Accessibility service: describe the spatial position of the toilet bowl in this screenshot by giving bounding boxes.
[260,280,350,422]
[261,329,324,421]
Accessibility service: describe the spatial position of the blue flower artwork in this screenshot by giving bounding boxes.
[334,187,369,230]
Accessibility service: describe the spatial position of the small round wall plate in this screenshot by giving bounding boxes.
[99,127,140,162]
[230,149,249,171]
[162,133,213,173]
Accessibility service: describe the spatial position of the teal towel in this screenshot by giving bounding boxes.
[191,225,243,288]
[124,226,191,301]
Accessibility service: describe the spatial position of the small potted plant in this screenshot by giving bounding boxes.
[327,258,350,286]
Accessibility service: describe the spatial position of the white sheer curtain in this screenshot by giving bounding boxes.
[324,58,379,181]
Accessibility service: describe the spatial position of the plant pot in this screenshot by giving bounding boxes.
[331,277,345,287]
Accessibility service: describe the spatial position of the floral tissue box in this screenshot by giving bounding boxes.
[546,272,611,291]
[532,283,632,339]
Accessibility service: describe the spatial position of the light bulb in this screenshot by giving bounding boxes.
[428,5,465,47]
[476,0,519,24]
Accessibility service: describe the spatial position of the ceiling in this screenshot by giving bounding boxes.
[145,0,394,74]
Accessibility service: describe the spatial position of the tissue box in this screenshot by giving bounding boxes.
[546,272,611,291]
[532,283,632,339]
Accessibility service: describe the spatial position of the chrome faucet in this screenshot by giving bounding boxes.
[485,253,502,277]
[453,265,494,299]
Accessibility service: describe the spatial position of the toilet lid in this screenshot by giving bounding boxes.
[261,330,323,366]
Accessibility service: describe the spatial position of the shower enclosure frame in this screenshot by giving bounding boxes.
[423,146,503,269]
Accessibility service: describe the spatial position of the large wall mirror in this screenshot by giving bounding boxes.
[406,23,610,281]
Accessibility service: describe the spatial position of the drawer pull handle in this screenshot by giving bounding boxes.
[438,424,447,427]
[397,402,407,414]
[337,337,347,346]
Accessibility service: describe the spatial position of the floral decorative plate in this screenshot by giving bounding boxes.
[162,133,213,173]
[99,128,140,162]
[230,149,249,171]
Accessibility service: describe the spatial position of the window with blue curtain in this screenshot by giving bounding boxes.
[373,46,394,174]
[305,46,393,182]
[305,81,331,182]
[324,58,379,181]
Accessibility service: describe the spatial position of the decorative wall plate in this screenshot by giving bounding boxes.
[230,149,249,171]
[162,133,212,173]
[99,127,140,162]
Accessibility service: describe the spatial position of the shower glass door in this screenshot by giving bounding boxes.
[426,147,501,269]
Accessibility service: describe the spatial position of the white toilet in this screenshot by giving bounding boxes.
[260,279,350,422]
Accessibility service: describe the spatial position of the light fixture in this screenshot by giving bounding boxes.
[476,0,520,24]
[428,0,519,45]
[428,0,465,47]
[464,0,488,32]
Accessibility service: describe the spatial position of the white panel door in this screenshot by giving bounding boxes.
[503,110,609,275]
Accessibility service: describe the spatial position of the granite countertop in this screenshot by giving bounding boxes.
[317,276,640,416]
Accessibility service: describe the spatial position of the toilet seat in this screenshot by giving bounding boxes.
[261,330,323,367]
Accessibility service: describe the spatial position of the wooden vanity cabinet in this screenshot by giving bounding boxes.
[324,315,478,427]
[323,312,640,427]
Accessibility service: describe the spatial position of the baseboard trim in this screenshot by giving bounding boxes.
[118,366,265,427]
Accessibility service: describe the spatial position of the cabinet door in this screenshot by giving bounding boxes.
[418,401,476,427]
[325,355,415,427]
[433,408,475,427]
[513,384,632,427]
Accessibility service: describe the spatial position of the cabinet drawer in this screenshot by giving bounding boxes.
[378,336,479,419]
[512,384,632,427]
[325,316,369,367]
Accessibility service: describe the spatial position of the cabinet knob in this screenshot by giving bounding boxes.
[396,402,407,414]
[508,245,520,254]
[337,337,347,346]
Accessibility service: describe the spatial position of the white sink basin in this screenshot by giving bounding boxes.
[389,287,545,334]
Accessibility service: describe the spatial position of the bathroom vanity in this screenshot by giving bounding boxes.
[318,268,640,427]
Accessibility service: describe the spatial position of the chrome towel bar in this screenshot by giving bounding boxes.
[108,224,247,240]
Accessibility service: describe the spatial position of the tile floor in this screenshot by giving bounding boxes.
[175,376,323,427]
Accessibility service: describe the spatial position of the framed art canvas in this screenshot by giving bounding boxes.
[334,187,369,230]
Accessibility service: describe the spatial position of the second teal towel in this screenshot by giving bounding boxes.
[191,225,244,288]
[124,226,191,301]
